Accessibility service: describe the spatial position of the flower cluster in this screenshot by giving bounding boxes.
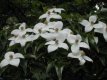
[1,8,107,68]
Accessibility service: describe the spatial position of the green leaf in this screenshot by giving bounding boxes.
[46,62,54,73]
[55,65,64,80]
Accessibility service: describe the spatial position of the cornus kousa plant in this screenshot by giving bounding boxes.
[0,7,107,80]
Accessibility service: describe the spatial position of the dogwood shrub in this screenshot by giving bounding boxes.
[0,7,107,80]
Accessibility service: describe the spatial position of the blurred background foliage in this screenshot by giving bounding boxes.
[0,0,107,80]
[0,0,107,27]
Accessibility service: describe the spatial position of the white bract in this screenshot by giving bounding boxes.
[8,36,18,46]
[68,50,93,65]
[69,34,89,53]
[94,21,106,34]
[94,21,107,41]
[39,8,63,22]
[0,52,24,68]
[80,15,103,32]
[45,33,68,53]
[102,27,107,41]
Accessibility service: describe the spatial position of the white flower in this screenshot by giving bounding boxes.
[93,21,107,41]
[43,21,70,41]
[102,27,107,41]
[68,50,93,65]
[70,34,89,53]
[9,35,32,47]
[94,21,106,34]
[9,22,34,46]
[48,8,65,14]
[39,12,62,22]
[0,52,24,68]
[45,33,68,53]
[47,21,63,33]
[32,23,49,40]
[11,22,32,37]
[80,15,103,32]
[32,22,64,41]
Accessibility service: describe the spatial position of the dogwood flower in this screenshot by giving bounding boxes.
[41,22,71,41]
[45,33,68,53]
[47,21,63,33]
[68,50,93,65]
[32,22,50,40]
[94,21,106,34]
[0,52,24,68]
[94,21,107,41]
[11,22,32,37]
[9,35,33,47]
[39,12,62,22]
[69,34,89,53]
[80,15,103,32]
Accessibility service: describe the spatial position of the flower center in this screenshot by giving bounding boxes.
[52,10,55,13]
[9,55,13,60]
[55,28,59,32]
[38,29,42,33]
[55,40,59,45]
[81,51,85,56]
[75,39,79,43]
[91,22,94,26]
[22,35,26,38]
[15,35,18,38]
[48,11,50,15]
[44,20,48,25]
[20,27,24,31]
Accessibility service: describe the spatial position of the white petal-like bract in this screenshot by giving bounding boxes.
[48,45,58,53]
